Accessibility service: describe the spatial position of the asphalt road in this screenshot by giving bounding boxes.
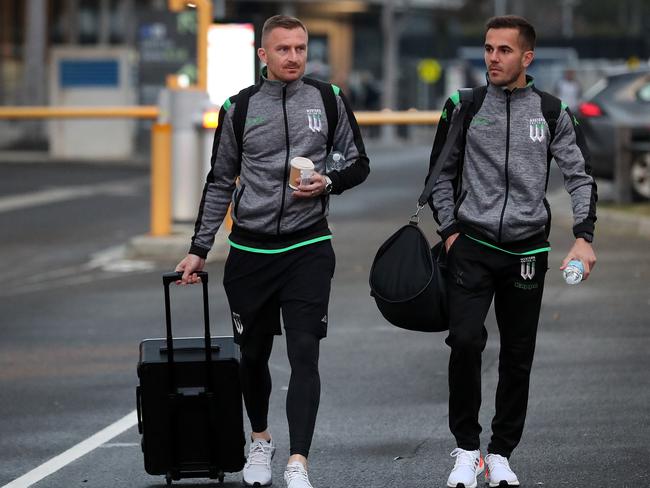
[0,145,648,488]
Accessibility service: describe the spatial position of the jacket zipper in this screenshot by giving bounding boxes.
[277,86,290,235]
[498,91,511,242]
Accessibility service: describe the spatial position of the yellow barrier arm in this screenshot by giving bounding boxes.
[355,110,442,126]
[0,106,159,119]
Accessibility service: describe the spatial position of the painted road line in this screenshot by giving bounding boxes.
[2,410,137,488]
[0,178,148,214]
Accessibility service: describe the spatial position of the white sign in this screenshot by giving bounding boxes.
[207,23,256,106]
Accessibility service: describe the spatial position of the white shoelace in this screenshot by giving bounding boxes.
[247,440,273,466]
[486,453,511,470]
[285,463,312,487]
[450,448,479,468]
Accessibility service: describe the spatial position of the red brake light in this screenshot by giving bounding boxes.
[578,102,603,117]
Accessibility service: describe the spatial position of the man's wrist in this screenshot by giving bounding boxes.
[575,232,593,243]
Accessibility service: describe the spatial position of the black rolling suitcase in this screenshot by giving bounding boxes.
[136,271,246,485]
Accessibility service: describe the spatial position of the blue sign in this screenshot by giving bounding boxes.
[60,60,119,88]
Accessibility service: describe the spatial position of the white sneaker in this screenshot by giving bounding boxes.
[446,448,484,488]
[485,453,520,487]
[243,438,275,486]
[283,461,313,488]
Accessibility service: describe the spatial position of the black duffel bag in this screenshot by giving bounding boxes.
[370,223,448,332]
[369,88,474,332]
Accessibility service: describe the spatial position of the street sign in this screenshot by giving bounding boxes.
[418,58,441,84]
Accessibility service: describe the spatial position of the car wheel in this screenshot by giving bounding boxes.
[631,152,650,201]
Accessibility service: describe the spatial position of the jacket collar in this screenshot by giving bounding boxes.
[258,66,304,98]
[486,73,535,99]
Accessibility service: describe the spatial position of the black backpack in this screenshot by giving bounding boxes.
[229,78,340,165]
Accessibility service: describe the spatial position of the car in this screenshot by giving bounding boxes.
[576,68,650,200]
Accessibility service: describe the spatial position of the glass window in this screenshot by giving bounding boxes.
[614,73,650,102]
[636,82,650,102]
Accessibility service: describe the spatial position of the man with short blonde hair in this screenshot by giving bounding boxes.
[176,14,369,488]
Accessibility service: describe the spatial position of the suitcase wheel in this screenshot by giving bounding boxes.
[165,473,172,486]
[218,471,225,484]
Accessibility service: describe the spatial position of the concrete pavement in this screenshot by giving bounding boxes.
[0,145,648,488]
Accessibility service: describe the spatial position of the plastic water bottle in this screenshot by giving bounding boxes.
[563,259,584,285]
[325,151,345,172]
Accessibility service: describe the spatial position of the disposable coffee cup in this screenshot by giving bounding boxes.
[289,157,314,190]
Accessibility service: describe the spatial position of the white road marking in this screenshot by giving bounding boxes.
[2,410,137,488]
[0,178,148,214]
[0,245,156,297]
[99,442,140,448]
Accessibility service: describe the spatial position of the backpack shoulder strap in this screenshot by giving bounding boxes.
[303,77,340,153]
[230,85,258,161]
[457,85,487,136]
[472,85,488,104]
[540,91,562,142]
[459,87,474,103]
[418,93,475,208]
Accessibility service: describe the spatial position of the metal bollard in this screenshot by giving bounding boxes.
[151,123,172,236]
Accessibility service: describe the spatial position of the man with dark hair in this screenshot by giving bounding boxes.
[428,15,597,488]
[485,15,536,51]
[175,14,369,488]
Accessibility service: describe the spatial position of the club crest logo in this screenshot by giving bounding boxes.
[520,256,536,280]
[307,109,323,133]
[529,118,546,142]
[232,312,244,335]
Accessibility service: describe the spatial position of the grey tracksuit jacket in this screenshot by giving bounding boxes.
[431,79,597,246]
[189,74,369,258]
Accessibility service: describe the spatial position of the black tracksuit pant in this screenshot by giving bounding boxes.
[445,234,548,457]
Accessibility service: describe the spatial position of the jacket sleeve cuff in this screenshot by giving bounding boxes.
[325,171,341,195]
[573,222,594,243]
[438,222,460,241]
[189,244,210,259]
[574,231,594,243]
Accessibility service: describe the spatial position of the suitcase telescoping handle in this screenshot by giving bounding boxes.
[162,270,208,286]
[161,271,213,369]
[161,271,219,474]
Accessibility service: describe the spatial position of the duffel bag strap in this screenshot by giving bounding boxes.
[412,88,474,223]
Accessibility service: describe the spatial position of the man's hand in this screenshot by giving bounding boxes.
[174,254,206,285]
[292,172,328,199]
[445,233,460,253]
[560,238,596,281]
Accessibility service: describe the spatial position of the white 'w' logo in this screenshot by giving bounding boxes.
[520,257,536,280]
[232,312,244,335]
[529,118,545,142]
[307,109,322,133]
